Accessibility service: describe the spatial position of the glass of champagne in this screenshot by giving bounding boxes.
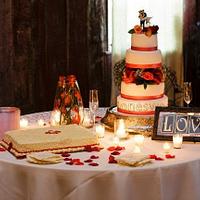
[89,89,99,123]
[184,82,192,107]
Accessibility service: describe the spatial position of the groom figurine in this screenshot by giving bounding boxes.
[138,10,147,28]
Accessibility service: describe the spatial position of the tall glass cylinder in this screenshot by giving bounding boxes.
[60,75,84,125]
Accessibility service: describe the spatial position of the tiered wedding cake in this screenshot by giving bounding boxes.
[117,13,168,115]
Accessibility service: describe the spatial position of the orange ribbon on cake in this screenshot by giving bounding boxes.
[121,93,164,100]
[131,46,157,51]
[117,108,154,115]
[126,62,161,69]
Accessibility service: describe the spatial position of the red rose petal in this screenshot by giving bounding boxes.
[90,155,99,159]
[61,153,71,157]
[89,162,99,166]
[107,146,116,151]
[165,154,175,159]
[64,157,72,161]
[155,157,164,161]
[92,146,103,152]
[84,159,93,163]
[0,147,6,152]
[115,146,125,151]
[72,159,80,163]
[107,146,125,151]
[85,146,103,152]
[108,155,117,164]
[149,154,157,159]
[111,151,120,155]
[74,162,84,165]
[65,161,74,165]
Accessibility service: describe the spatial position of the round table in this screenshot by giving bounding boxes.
[0,109,200,200]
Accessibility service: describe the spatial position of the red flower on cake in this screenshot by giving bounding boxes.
[145,27,152,37]
[122,71,135,83]
[134,25,142,34]
[141,71,154,80]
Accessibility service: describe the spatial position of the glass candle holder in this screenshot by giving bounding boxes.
[81,110,94,128]
[95,124,105,138]
[0,107,20,139]
[50,110,61,126]
[114,119,128,139]
[163,142,171,153]
[173,134,183,149]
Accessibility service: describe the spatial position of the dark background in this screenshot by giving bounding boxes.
[0,0,199,114]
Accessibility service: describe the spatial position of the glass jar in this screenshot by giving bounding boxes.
[53,75,66,111]
[60,75,84,125]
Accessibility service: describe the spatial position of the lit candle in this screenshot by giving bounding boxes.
[37,119,45,127]
[173,134,183,149]
[115,119,127,139]
[133,135,144,146]
[82,110,93,128]
[113,136,120,146]
[163,142,171,153]
[51,110,61,126]
[95,124,105,138]
[20,118,28,128]
[133,145,141,153]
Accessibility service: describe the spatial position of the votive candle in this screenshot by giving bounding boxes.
[51,110,61,126]
[163,142,171,153]
[20,118,28,128]
[173,134,183,149]
[115,119,127,139]
[95,124,105,138]
[37,119,45,127]
[113,136,120,146]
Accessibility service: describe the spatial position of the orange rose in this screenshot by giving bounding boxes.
[134,25,142,34]
[141,72,154,80]
[145,28,152,37]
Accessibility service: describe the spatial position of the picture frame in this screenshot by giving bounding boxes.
[152,106,200,142]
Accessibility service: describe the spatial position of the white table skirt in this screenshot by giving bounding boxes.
[0,109,200,200]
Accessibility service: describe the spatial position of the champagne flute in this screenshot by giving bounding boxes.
[184,82,192,107]
[89,89,99,123]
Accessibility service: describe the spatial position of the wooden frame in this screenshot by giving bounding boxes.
[152,107,200,142]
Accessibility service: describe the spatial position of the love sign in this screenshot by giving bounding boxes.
[152,107,200,142]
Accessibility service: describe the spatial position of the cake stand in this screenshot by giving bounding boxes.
[101,106,154,137]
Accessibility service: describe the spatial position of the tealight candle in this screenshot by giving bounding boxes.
[173,134,183,149]
[163,142,171,153]
[113,136,120,146]
[20,118,28,128]
[51,110,61,126]
[37,119,45,127]
[115,119,128,139]
[133,135,144,146]
[82,110,93,128]
[95,124,105,138]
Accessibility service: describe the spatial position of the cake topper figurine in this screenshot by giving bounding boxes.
[138,10,152,28]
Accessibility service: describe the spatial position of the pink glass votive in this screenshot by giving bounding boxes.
[0,107,20,139]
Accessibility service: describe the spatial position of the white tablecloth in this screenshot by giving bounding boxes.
[0,109,200,200]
